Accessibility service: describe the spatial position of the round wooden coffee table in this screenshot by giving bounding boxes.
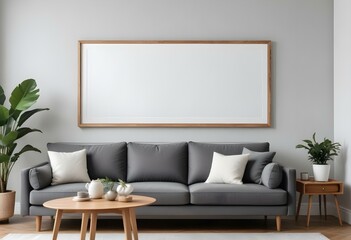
[43,195,156,240]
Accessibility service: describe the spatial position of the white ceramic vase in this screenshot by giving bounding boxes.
[312,164,330,181]
[85,180,104,199]
[117,183,134,196]
[105,190,118,201]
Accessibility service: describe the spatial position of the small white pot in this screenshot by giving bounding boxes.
[105,190,118,201]
[312,164,330,181]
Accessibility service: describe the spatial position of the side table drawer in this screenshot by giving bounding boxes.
[305,184,341,194]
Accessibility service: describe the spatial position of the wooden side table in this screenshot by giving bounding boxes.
[296,179,344,227]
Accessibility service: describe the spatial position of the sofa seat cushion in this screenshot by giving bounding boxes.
[131,182,189,206]
[30,183,86,205]
[189,183,287,206]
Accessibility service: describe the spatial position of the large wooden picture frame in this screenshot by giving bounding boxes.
[78,40,271,127]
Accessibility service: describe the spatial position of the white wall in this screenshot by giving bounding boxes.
[1,0,333,203]
[334,0,351,223]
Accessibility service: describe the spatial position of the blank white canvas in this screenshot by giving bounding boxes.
[80,42,269,125]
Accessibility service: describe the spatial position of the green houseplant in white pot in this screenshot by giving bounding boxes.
[100,177,117,201]
[296,133,341,181]
[0,79,48,222]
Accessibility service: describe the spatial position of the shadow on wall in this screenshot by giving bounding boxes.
[336,144,350,207]
[335,142,347,180]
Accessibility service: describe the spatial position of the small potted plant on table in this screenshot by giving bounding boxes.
[296,133,341,181]
[100,177,117,201]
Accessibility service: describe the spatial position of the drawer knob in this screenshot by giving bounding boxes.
[322,187,325,191]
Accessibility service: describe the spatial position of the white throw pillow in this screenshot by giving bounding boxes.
[205,152,249,184]
[49,149,91,185]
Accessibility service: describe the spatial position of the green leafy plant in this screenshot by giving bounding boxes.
[0,79,49,193]
[99,177,115,191]
[296,133,341,165]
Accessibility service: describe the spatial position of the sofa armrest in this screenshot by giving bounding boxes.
[20,162,50,216]
[280,166,296,216]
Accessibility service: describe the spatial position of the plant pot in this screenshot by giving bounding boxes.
[105,190,118,201]
[313,164,330,182]
[0,190,16,222]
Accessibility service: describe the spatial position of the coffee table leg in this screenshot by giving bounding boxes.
[52,210,63,240]
[81,213,90,240]
[90,213,98,240]
[122,209,132,240]
[129,209,138,240]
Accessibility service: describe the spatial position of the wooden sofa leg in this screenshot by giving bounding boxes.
[36,216,42,232]
[276,216,281,231]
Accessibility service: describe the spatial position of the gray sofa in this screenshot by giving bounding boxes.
[21,142,296,231]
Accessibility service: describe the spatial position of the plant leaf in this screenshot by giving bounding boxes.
[16,127,42,139]
[0,131,18,146]
[0,85,5,105]
[303,140,313,145]
[9,79,39,111]
[10,109,21,121]
[0,105,10,126]
[296,144,308,149]
[17,108,49,127]
[0,154,10,163]
[10,144,41,163]
[7,143,17,157]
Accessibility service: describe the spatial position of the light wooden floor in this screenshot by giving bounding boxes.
[0,215,350,240]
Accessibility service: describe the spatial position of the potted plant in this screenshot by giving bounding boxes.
[0,79,48,222]
[100,177,117,201]
[296,133,341,181]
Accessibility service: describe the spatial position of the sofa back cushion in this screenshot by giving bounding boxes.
[242,147,276,184]
[127,142,188,184]
[47,142,127,181]
[188,142,270,184]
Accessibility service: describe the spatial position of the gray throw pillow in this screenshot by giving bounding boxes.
[261,163,282,189]
[242,147,276,184]
[29,164,53,190]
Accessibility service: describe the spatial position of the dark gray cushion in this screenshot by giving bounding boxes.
[47,142,127,181]
[261,163,282,189]
[189,183,287,206]
[29,164,52,190]
[127,142,188,184]
[188,142,270,184]
[30,183,86,205]
[242,147,276,184]
[131,182,190,205]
